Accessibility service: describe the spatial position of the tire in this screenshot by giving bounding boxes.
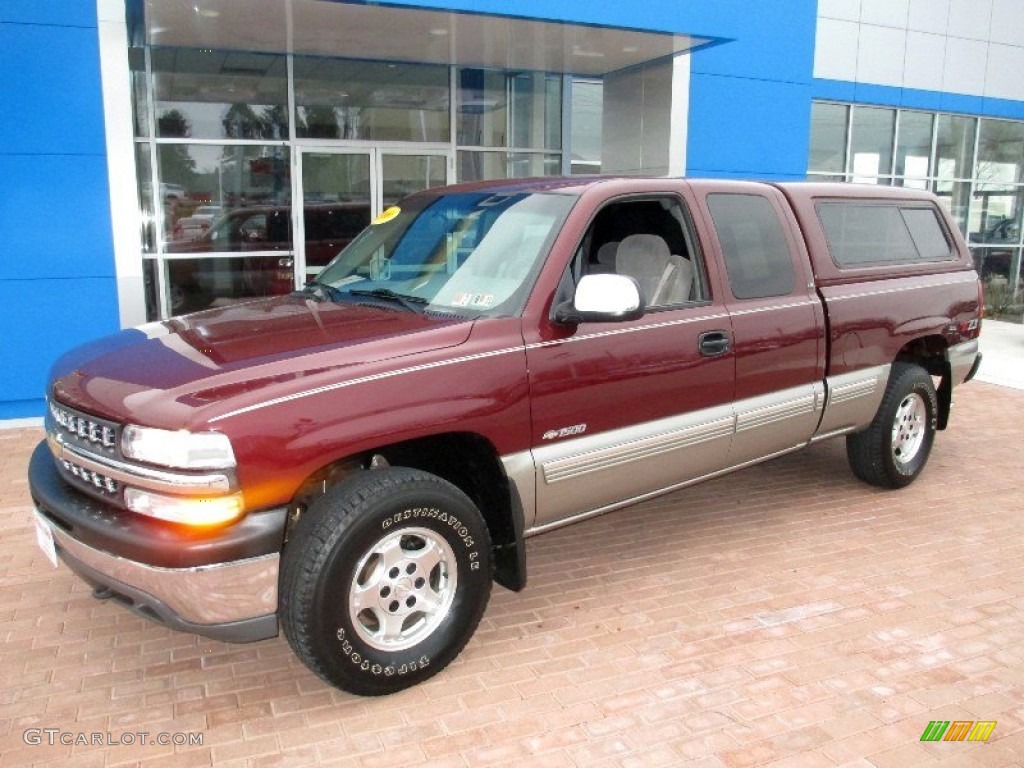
[279,468,492,696]
[846,362,937,489]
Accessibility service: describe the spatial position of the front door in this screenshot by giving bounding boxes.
[295,148,452,285]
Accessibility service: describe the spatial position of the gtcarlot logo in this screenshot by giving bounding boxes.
[23,729,203,747]
[920,720,996,742]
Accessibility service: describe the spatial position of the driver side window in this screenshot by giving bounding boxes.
[577,198,707,309]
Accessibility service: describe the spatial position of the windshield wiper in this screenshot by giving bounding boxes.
[348,288,428,312]
[293,280,343,302]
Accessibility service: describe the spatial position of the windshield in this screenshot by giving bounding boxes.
[310,190,577,316]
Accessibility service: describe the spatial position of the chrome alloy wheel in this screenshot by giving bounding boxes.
[891,392,927,466]
[348,527,458,652]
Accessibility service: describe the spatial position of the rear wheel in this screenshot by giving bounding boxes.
[279,468,492,695]
[846,363,937,489]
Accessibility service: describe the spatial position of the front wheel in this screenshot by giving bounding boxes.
[846,362,937,489]
[279,468,492,695]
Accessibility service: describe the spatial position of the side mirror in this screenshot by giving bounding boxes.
[553,273,645,324]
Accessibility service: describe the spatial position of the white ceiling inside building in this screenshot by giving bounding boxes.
[143,0,715,76]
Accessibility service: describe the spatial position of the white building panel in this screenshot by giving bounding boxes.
[943,36,989,95]
[861,0,909,29]
[856,25,907,86]
[986,43,1024,102]
[907,0,950,35]
[946,0,993,42]
[818,0,862,22]
[903,32,947,92]
[815,18,860,81]
[989,0,1024,47]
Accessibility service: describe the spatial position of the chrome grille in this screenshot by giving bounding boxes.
[48,400,118,450]
[60,458,120,495]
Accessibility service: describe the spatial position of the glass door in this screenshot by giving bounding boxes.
[295,150,374,284]
[295,148,452,285]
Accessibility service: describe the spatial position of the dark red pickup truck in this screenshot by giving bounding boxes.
[30,177,982,695]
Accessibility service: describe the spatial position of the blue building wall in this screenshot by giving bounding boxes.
[0,3,119,419]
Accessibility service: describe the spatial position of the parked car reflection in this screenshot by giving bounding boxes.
[164,203,370,314]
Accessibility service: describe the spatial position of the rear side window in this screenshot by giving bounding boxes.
[706,194,796,300]
[817,202,953,266]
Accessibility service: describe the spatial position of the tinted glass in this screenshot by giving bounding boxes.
[314,191,576,317]
[809,102,848,174]
[158,144,291,252]
[152,48,288,140]
[850,107,895,181]
[706,194,796,299]
[571,80,603,174]
[817,203,954,266]
[294,57,449,142]
[935,115,976,180]
[896,111,933,179]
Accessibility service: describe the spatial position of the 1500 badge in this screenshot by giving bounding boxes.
[542,424,587,441]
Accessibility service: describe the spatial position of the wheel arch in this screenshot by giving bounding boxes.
[286,431,528,592]
[895,334,952,429]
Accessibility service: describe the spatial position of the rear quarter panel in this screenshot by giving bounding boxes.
[777,183,982,375]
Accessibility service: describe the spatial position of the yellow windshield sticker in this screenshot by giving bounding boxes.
[372,206,401,225]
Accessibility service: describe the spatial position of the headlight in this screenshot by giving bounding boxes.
[124,488,244,527]
[121,425,236,470]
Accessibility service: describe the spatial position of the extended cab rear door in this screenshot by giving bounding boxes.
[521,181,737,532]
[689,181,826,467]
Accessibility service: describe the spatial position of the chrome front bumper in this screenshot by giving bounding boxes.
[39,513,279,642]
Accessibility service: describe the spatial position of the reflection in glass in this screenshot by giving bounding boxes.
[809,102,848,174]
[458,69,562,150]
[976,120,1024,184]
[143,258,160,322]
[510,72,562,149]
[896,111,933,179]
[458,69,508,147]
[165,255,295,315]
[381,154,447,208]
[152,49,288,140]
[294,57,449,142]
[157,145,290,251]
[130,47,150,137]
[850,107,895,181]
[301,153,372,274]
[571,80,603,174]
[933,180,971,235]
[509,153,562,177]
[935,115,976,180]
[458,151,507,182]
[136,144,155,253]
[968,185,1023,280]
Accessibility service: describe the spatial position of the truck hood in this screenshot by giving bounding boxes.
[49,295,474,428]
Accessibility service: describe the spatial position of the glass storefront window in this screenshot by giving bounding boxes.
[976,120,1024,185]
[458,69,562,150]
[935,115,976,181]
[510,72,562,150]
[164,255,296,315]
[380,154,447,208]
[152,48,288,140]
[896,111,933,180]
[130,48,150,138]
[294,57,449,142]
[849,107,895,180]
[458,151,507,182]
[809,102,848,174]
[157,144,291,252]
[136,144,155,253]
[458,69,508,147]
[967,184,1023,280]
[571,79,603,174]
[509,153,562,177]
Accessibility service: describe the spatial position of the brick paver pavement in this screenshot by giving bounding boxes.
[1,381,1022,767]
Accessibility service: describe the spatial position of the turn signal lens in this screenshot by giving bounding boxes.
[124,488,244,527]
